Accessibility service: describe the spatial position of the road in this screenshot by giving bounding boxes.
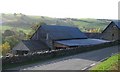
[9,45,119,70]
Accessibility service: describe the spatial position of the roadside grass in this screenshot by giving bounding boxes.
[90,53,120,71]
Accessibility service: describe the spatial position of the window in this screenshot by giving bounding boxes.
[112,33,114,37]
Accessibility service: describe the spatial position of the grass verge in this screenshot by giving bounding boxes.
[91,53,120,71]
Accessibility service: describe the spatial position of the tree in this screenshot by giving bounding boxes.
[3,30,15,37]
[0,42,10,55]
[17,30,26,40]
[31,24,39,31]
[87,28,101,33]
[31,21,46,31]
[4,36,19,49]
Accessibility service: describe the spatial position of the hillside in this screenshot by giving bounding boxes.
[0,13,111,33]
[0,13,112,55]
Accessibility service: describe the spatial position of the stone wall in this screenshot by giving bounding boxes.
[2,40,119,69]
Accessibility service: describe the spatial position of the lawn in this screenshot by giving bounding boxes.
[91,53,119,71]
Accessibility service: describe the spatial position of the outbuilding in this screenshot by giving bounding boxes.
[101,20,120,41]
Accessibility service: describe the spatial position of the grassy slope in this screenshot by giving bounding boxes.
[73,18,110,32]
[1,13,110,33]
[0,25,32,34]
[91,53,119,70]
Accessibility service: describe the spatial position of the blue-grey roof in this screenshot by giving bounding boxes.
[55,39,109,47]
[13,40,50,51]
[31,25,87,40]
[112,20,120,29]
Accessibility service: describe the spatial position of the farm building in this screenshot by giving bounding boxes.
[30,25,87,49]
[84,33,101,39]
[101,20,120,41]
[12,25,109,55]
[12,40,50,55]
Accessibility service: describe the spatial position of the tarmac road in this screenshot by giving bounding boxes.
[9,45,119,70]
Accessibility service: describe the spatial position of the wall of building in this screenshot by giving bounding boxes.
[101,23,120,41]
[31,27,54,49]
[85,33,101,39]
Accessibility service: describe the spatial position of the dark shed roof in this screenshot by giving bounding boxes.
[31,25,87,40]
[55,39,109,47]
[13,40,50,51]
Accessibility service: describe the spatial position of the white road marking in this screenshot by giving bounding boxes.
[99,57,109,62]
[90,63,96,66]
[81,67,88,70]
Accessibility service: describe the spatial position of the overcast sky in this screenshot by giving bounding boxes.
[0,0,119,19]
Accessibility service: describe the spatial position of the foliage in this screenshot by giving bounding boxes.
[31,21,46,31]
[86,28,101,33]
[4,36,19,48]
[3,29,15,37]
[73,19,110,32]
[1,29,27,55]
[14,30,27,40]
[0,25,32,34]
[0,42,10,55]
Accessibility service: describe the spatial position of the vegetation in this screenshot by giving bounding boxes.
[0,42,10,55]
[0,13,111,56]
[91,53,119,71]
[1,13,110,32]
[73,18,110,32]
[0,26,32,34]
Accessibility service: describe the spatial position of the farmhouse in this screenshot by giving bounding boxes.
[101,20,120,41]
[13,25,109,55]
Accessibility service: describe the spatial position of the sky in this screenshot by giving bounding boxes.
[0,0,119,19]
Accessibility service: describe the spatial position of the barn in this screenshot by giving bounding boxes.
[30,25,87,49]
[101,20,120,41]
[12,25,109,55]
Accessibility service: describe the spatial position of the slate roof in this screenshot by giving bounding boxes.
[31,25,87,40]
[112,20,120,29]
[102,20,120,33]
[13,40,50,51]
[55,39,109,47]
